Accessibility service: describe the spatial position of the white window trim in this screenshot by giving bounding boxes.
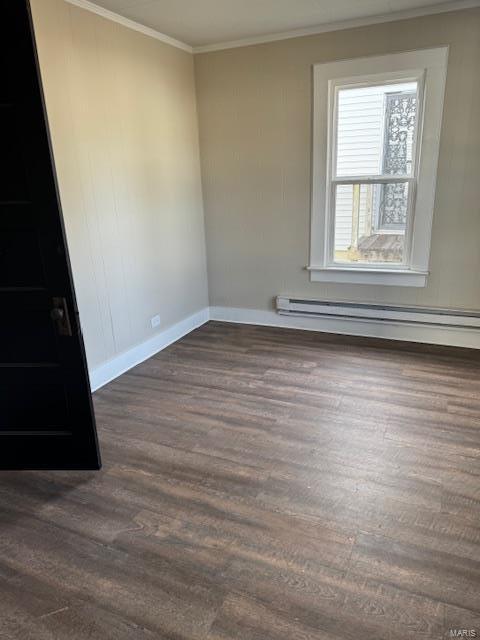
[309,47,449,287]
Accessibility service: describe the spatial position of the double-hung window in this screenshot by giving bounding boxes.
[309,48,448,286]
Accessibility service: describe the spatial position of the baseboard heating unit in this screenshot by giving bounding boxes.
[276,297,480,330]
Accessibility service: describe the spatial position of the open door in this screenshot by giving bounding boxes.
[0,0,101,469]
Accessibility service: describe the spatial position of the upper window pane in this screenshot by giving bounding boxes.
[335,82,418,178]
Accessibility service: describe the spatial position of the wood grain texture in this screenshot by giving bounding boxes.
[0,321,479,639]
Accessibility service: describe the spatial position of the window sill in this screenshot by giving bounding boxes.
[307,266,428,287]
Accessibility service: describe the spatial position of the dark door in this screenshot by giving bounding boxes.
[0,0,101,469]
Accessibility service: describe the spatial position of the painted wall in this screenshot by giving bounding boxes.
[30,0,208,371]
[195,8,480,311]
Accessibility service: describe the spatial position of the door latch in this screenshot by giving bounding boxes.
[50,297,72,336]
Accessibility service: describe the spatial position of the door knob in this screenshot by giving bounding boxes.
[50,307,64,322]
[50,297,72,336]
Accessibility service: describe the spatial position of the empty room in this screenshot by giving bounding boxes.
[1,0,480,638]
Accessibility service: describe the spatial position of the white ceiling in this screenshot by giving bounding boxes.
[82,0,476,48]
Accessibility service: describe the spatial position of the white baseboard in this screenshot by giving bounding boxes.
[89,307,209,391]
[209,306,480,349]
[89,303,479,391]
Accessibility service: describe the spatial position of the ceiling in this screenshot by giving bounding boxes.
[83,0,475,48]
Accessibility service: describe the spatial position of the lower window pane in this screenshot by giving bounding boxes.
[333,182,409,264]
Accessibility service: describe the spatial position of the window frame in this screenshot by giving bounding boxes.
[309,48,448,287]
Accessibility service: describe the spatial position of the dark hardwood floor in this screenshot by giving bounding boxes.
[1,321,479,639]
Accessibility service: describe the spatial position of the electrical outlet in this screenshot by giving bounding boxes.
[151,314,161,329]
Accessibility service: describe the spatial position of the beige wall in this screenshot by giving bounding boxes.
[30,0,208,371]
[195,8,480,312]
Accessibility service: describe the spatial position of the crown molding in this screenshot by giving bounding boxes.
[64,0,193,53]
[64,0,480,55]
[193,0,480,54]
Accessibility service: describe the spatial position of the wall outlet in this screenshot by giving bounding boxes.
[151,314,161,329]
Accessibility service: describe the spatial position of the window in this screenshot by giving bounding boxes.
[309,48,448,286]
[334,82,418,265]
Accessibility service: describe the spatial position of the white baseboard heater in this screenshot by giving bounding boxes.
[276,296,480,330]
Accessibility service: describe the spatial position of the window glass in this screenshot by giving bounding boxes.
[335,82,418,178]
[333,183,408,264]
[333,81,417,264]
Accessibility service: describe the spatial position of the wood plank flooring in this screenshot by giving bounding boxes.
[1,321,479,639]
